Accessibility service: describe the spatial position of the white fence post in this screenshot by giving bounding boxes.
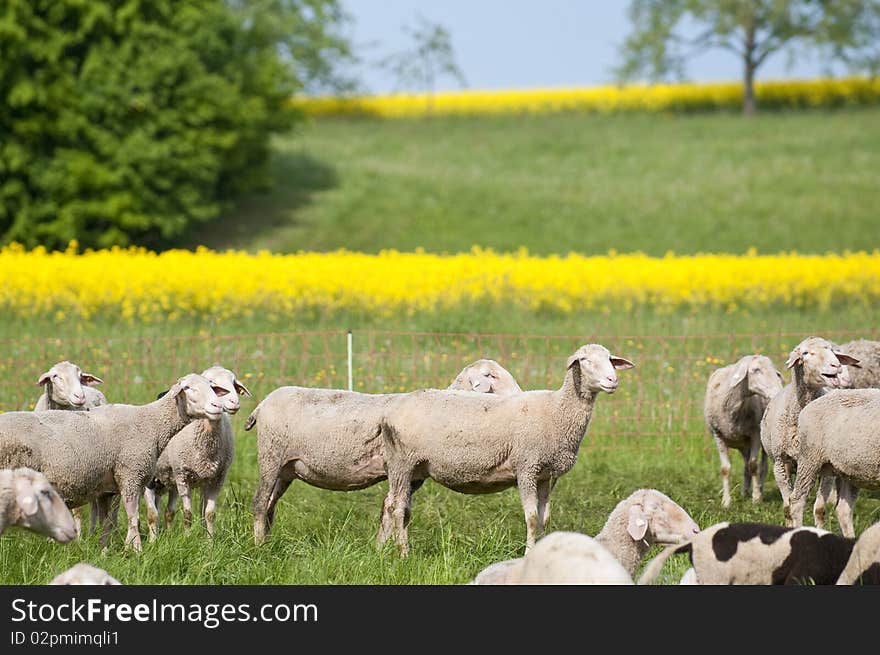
[347,330,353,391]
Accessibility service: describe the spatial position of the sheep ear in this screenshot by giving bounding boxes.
[14,478,39,516]
[626,505,648,541]
[610,356,635,370]
[835,353,861,367]
[233,380,252,397]
[728,359,749,388]
[566,354,584,369]
[80,373,103,386]
[166,381,185,397]
[785,349,802,369]
[36,371,52,387]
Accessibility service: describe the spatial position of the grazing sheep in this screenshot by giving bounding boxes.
[789,388,880,537]
[836,339,880,389]
[758,337,857,526]
[33,361,108,536]
[144,366,250,540]
[471,488,699,583]
[447,359,523,394]
[704,355,784,507]
[50,563,121,585]
[638,521,880,585]
[247,359,522,546]
[0,467,78,543]
[0,373,224,551]
[378,344,634,555]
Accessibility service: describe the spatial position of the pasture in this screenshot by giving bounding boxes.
[2,108,879,585]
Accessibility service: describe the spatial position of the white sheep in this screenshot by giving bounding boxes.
[638,520,880,585]
[836,521,880,585]
[144,366,250,540]
[50,563,121,585]
[34,360,106,411]
[378,344,634,555]
[704,355,784,507]
[0,467,78,543]
[789,388,880,537]
[33,360,108,536]
[485,532,636,584]
[471,488,699,583]
[0,373,224,551]
[836,339,880,389]
[758,337,857,526]
[247,359,523,545]
[447,358,523,394]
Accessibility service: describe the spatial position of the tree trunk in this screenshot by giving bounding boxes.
[743,58,756,116]
[742,20,757,116]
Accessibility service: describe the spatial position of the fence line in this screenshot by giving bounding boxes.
[1,327,876,455]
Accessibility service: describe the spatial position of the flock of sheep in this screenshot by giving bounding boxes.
[1,336,879,585]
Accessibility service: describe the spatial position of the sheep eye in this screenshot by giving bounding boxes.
[41,489,52,498]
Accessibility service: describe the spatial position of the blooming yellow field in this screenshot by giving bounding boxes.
[1,243,877,322]
[292,77,880,118]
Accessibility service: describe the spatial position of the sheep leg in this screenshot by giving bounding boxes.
[541,477,557,531]
[253,464,282,546]
[72,506,83,537]
[834,479,859,539]
[89,500,99,534]
[773,458,794,526]
[757,447,769,495]
[376,489,395,548]
[165,488,178,529]
[747,438,763,503]
[384,466,413,557]
[121,490,143,552]
[203,486,220,537]
[788,459,820,529]
[144,487,160,543]
[739,447,751,500]
[812,475,836,530]
[713,434,732,508]
[537,478,552,533]
[518,474,541,553]
[266,478,293,528]
[176,479,193,528]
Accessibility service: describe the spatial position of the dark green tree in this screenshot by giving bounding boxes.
[615,1,875,114]
[0,0,352,249]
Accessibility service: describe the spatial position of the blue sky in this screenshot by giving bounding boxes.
[341,0,837,94]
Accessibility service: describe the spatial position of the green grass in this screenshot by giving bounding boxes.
[180,109,880,256]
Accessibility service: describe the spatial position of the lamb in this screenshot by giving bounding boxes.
[638,520,880,585]
[247,359,522,545]
[758,337,857,526]
[835,522,880,585]
[34,360,106,411]
[144,366,250,540]
[0,373,224,551]
[789,388,880,537]
[33,360,108,536]
[836,339,880,389]
[0,467,78,543]
[50,563,121,585]
[471,488,699,583]
[378,344,634,555]
[704,355,784,507]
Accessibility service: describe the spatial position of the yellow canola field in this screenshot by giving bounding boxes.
[293,77,880,118]
[1,243,877,323]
